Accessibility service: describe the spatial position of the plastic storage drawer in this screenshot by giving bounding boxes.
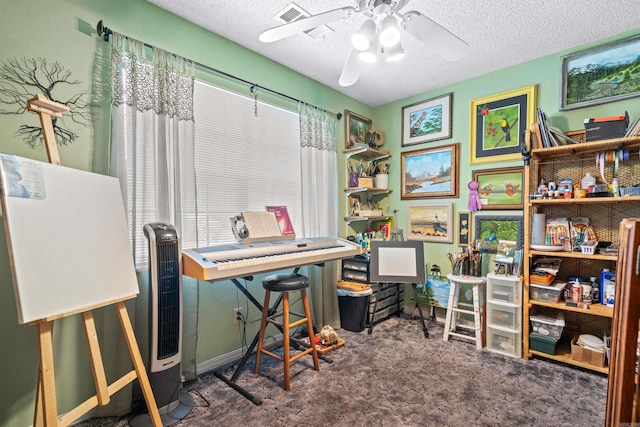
[486,273,522,305]
[486,327,522,358]
[487,302,521,331]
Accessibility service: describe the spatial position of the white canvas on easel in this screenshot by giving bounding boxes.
[0,153,139,324]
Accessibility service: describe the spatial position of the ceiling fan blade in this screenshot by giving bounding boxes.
[259,6,357,43]
[339,49,362,87]
[401,11,470,61]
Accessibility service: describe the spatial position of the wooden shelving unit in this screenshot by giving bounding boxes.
[523,135,640,374]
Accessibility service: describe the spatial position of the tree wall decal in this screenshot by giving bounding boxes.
[0,57,91,147]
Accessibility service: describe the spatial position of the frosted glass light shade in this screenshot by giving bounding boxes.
[351,19,376,51]
[379,15,400,47]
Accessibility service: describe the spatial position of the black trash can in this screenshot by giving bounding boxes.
[338,288,373,332]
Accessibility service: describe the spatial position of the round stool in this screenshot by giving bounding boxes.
[253,273,319,391]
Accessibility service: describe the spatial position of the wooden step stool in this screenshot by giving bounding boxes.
[443,274,486,350]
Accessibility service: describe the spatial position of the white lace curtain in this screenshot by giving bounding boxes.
[298,103,341,328]
[109,32,199,390]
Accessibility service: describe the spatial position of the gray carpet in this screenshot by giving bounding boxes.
[78,314,607,426]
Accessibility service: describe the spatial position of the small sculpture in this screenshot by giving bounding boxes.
[468,180,482,212]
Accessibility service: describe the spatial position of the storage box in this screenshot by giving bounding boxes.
[584,112,629,142]
[529,281,567,303]
[571,336,606,367]
[530,311,565,339]
[529,332,559,355]
[357,176,374,188]
[486,327,522,358]
[487,303,521,330]
[486,273,522,305]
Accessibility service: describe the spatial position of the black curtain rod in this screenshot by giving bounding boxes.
[96,20,342,120]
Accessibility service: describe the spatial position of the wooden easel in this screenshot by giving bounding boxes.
[26,94,161,427]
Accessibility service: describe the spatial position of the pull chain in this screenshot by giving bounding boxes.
[251,85,259,117]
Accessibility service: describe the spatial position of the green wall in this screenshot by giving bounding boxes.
[370,29,640,277]
[0,0,637,425]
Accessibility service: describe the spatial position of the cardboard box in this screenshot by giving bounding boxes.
[357,176,374,188]
[571,336,606,367]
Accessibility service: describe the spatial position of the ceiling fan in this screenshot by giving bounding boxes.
[259,0,470,87]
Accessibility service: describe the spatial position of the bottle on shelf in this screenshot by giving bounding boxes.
[581,172,596,193]
[612,178,619,197]
[589,276,599,304]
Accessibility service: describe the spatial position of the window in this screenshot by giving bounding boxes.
[192,80,302,247]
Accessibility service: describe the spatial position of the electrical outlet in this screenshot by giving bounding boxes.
[233,307,243,325]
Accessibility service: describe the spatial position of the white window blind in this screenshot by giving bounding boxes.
[193,80,302,246]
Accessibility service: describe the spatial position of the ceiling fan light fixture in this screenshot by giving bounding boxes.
[384,43,405,62]
[351,18,376,51]
[358,42,378,63]
[379,14,400,47]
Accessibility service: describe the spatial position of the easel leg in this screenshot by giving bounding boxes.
[411,284,429,338]
[115,302,162,427]
[34,321,58,427]
[82,311,109,405]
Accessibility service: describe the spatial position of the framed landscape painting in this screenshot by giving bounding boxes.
[471,167,524,210]
[401,143,459,199]
[344,110,372,148]
[561,34,640,110]
[402,93,452,146]
[407,203,453,243]
[474,215,523,253]
[470,85,536,164]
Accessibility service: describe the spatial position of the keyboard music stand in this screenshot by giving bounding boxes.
[368,240,429,337]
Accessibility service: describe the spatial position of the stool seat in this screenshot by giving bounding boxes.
[263,273,309,292]
[254,272,319,391]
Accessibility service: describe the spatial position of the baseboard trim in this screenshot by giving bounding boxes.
[196,333,283,376]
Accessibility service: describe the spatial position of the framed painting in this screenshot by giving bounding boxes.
[401,143,459,200]
[407,203,453,243]
[471,166,524,210]
[345,109,372,148]
[470,85,536,164]
[561,34,640,110]
[457,211,471,247]
[474,215,523,253]
[402,93,452,146]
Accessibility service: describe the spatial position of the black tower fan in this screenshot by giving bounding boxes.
[131,223,192,426]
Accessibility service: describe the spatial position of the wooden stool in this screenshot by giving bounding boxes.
[254,272,319,391]
[444,274,486,350]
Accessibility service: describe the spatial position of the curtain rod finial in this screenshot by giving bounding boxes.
[96,20,113,42]
[337,112,343,120]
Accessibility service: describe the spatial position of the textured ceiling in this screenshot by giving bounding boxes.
[147,0,640,107]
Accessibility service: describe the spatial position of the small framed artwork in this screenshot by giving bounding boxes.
[471,166,524,210]
[344,110,372,148]
[457,211,472,247]
[401,143,459,200]
[561,34,640,110]
[470,85,536,164]
[474,215,523,253]
[402,93,452,146]
[407,203,453,243]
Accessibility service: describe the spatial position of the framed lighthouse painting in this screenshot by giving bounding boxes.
[407,203,453,243]
[470,85,536,164]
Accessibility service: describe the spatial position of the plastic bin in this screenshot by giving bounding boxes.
[338,288,373,332]
[529,332,559,355]
[529,281,567,303]
[530,311,565,339]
